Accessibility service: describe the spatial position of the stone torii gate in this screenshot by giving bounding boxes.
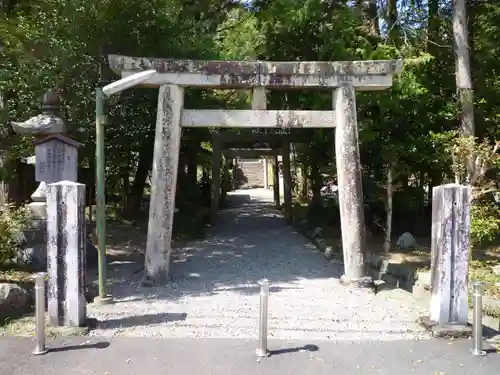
[108,55,402,287]
[222,147,284,209]
[216,131,290,212]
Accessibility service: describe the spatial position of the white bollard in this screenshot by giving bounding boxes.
[32,272,48,355]
[256,279,270,358]
[470,281,487,356]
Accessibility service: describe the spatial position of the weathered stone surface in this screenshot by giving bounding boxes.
[109,55,402,77]
[259,59,403,76]
[109,55,403,89]
[430,184,471,326]
[144,85,183,285]
[182,109,336,128]
[11,114,67,135]
[109,55,259,88]
[34,134,81,183]
[396,232,417,250]
[333,85,370,284]
[46,181,87,327]
[418,316,472,338]
[0,283,30,320]
[108,54,260,75]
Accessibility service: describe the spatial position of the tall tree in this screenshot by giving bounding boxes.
[452,0,475,180]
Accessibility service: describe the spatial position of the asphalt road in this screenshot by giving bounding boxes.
[1,336,498,375]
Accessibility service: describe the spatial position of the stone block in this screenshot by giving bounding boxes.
[46,181,87,327]
[430,184,471,326]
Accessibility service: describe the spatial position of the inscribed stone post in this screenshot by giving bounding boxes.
[430,184,471,326]
[143,84,184,285]
[333,85,371,286]
[46,181,86,327]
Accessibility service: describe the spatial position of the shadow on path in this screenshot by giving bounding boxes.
[48,341,110,353]
[87,313,188,330]
[269,344,319,356]
[103,189,342,302]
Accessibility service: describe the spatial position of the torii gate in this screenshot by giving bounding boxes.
[108,55,402,287]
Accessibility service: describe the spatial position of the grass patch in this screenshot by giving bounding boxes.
[0,269,35,283]
[0,315,88,337]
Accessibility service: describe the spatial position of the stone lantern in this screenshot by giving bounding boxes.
[11,89,76,265]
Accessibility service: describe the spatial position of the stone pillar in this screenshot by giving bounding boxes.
[272,153,280,209]
[282,140,293,224]
[252,87,267,110]
[210,135,221,221]
[144,85,183,285]
[263,157,269,189]
[298,166,308,200]
[46,181,86,327]
[430,184,471,327]
[334,85,372,287]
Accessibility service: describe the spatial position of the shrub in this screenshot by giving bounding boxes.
[0,203,32,265]
[470,201,500,247]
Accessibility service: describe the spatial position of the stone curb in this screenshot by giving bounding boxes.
[291,221,342,262]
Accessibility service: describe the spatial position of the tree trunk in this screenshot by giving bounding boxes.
[186,139,199,186]
[427,0,439,52]
[387,0,398,43]
[124,132,154,217]
[452,0,475,178]
[357,0,379,36]
[0,91,9,206]
[310,162,322,204]
[299,164,308,201]
[120,149,131,214]
[384,166,394,253]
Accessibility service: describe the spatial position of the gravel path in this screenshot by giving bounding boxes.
[88,189,431,340]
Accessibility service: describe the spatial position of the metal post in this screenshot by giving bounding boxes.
[94,87,112,305]
[470,281,486,356]
[256,279,270,357]
[32,273,48,355]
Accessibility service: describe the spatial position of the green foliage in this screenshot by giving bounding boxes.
[470,202,500,247]
[1,0,500,257]
[0,204,31,265]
